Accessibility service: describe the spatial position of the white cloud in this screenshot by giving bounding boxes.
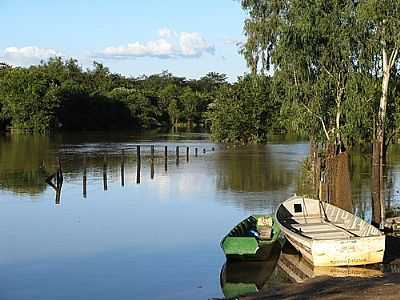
[103,39,176,58]
[179,32,215,57]
[98,28,215,60]
[158,28,175,39]
[1,46,63,66]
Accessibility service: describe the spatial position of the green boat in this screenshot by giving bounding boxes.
[220,243,281,298]
[221,215,281,261]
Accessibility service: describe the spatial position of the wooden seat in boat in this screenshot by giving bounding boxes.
[258,226,272,240]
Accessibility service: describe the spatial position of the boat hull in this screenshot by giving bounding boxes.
[278,243,383,282]
[276,196,385,267]
[283,227,385,266]
[221,215,280,261]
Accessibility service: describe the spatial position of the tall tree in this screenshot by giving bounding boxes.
[357,0,400,226]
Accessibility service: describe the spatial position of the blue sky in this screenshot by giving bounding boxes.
[0,0,249,81]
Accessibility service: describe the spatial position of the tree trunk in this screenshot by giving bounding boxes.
[336,82,343,144]
[371,47,393,228]
[371,141,383,227]
[331,151,352,213]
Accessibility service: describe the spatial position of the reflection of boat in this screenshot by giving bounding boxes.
[276,196,385,266]
[221,215,281,260]
[278,244,383,283]
[220,243,281,298]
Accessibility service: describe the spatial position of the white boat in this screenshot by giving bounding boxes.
[278,244,383,282]
[276,196,385,266]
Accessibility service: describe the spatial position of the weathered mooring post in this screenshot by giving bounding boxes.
[136,145,141,184]
[176,146,180,165]
[150,145,155,179]
[164,146,168,172]
[55,158,63,205]
[83,154,87,198]
[203,148,206,154]
[45,158,64,205]
[121,149,125,187]
[151,145,155,161]
[103,154,108,191]
[195,148,198,157]
[186,146,189,162]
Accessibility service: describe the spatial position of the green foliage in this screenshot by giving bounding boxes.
[207,75,277,143]
[240,0,400,147]
[0,59,228,132]
[0,67,61,132]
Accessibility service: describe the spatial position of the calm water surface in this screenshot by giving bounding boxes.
[0,132,399,300]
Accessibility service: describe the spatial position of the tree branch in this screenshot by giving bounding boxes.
[389,47,399,69]
[301,102,330,142]
[321,63,334,78]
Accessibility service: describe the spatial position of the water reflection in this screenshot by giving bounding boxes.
[214,144,309,211]
[0,134,54,195]
[350,145,400,223]
[0,134,218,199]
[215,146,296,193]
[220,243,282,298]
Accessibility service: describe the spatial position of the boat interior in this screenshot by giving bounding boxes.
[277,197,382,239]
[228,216,274,240]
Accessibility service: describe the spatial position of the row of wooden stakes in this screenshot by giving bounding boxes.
[47,145,215,204]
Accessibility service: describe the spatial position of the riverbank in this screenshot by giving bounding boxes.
[220,273,400,300]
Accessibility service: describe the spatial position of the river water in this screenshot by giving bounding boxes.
[0,132,399,300]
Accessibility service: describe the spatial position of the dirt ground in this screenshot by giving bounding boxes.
[231,273,400,300]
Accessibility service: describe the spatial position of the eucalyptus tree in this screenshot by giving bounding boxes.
[241,0,359,147]
[356,0,400,225]
[241,0,288,75]
[356,0,400,151]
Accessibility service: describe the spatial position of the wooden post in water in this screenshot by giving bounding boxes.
[83,154,87,198]
[212,147,215,151]
[195,148,198,157]
[151,145,155,161]
[56,158,63,188]
[150,145,155,179]
[103,154,108,191]
[55,158,63,205]
[186,146,189,162]
[176,146,180,165]
[203,148,206,154]
[136,145,141,184]
[164,146,168,172]
[121,149,125,187]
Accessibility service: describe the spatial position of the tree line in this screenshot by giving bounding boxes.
[0,59,228,132]
[0,57,282,143]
